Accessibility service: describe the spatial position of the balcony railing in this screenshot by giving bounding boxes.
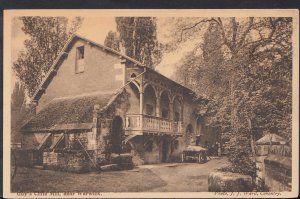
[125,114,183,135]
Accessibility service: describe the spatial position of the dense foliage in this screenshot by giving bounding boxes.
[115,17,162,68]
[104,31,120,51]
[11,82,31,143]
[170,17,292,175]
[13,17,83,97]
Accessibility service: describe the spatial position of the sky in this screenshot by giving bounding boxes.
[11,17,190,88]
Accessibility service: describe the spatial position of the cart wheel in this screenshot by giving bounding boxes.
[199,153,207,163]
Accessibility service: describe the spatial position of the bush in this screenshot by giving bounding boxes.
[219,135,256,179]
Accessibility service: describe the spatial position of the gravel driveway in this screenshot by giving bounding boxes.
[140,157,229,192]
[12,157,228,192]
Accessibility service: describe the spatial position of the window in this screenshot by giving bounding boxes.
[174,112,180,122]
[77,46,84,59]
[161,108,169,119]
[146,104,154,115]
[131,73,137,78]
[76,46,85,73]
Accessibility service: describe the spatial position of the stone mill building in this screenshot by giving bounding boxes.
[19,34,218,171]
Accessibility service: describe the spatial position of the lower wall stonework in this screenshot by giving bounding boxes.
[12,149,43,167]
[264,154,292,191]
[208,172,253,192]
[43,150,95,173]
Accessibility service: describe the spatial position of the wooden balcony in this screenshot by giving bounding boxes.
[125,114,183,135]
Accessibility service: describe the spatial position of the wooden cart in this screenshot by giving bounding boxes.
[182,145,208,163]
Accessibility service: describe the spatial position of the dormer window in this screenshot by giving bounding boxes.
[76,46,85,73]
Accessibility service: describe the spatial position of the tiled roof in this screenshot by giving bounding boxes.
[255,133,287,145]
[21,91,123,132]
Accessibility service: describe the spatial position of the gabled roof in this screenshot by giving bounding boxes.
[31,34,196,103]
[255,133,287,145]
[22,90,124,132]
[31,34,146,102]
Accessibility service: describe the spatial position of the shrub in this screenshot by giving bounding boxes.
[219,134,256,179]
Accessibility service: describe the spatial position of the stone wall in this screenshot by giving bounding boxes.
[208,172,253,192]
[169,137,185,162]
[264,154,291,191]
[12,149,43,167]
[255,142,292,191]
[127,135,184,165]
[129,136,161,165]
[43,150,95,172]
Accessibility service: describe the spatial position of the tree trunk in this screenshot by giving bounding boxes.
[248,118,256,157]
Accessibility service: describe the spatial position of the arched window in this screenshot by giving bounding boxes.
[111,116,123,154]
[186,124,194,134]
[197,117,205,135]
[160,91,170,119]
[173,97,182,122]
[143,85,157,116]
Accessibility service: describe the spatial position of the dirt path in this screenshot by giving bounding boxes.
[141,157,229,192]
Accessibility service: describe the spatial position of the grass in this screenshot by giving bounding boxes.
[11,167,166,192]
[11,157,229,192]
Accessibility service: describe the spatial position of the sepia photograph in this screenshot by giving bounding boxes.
[3,9,299,198]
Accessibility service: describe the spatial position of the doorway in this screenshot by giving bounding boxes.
[162,138,169,162]
[111,116,123,154]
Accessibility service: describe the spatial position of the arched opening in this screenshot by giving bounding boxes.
[143,85,157,116]
[173,97,182,122]
[161,137,169,162]
[111,116,124,154]
[196,117,205,146]
[186,124,195,146]
[127,82,140,114]
[186,124,194,134]
[160,91,170,119]
[196,117,205,135]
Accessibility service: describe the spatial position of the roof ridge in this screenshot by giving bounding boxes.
[73,33,145,67]
[52,90,117,101]
[31,33,196,103]
[31,33,145,102]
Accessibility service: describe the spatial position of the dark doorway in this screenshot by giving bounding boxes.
[111,116,123,154]
[162,138,169,162]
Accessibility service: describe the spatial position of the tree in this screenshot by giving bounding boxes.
[11,82,29,143]
[171,17,292,176]
[175,22,228,99]
[13,17,83,97]
[115,17,162,68]
[104,31,120,51]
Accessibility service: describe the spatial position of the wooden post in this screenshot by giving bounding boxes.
[169,102,174,133]
[248,118,256,157]
[139,91,144,129]
[77,139,98,170]
[169,102,173,121]
[156,97,160,118]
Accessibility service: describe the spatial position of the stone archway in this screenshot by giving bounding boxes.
[111,116,124,154]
